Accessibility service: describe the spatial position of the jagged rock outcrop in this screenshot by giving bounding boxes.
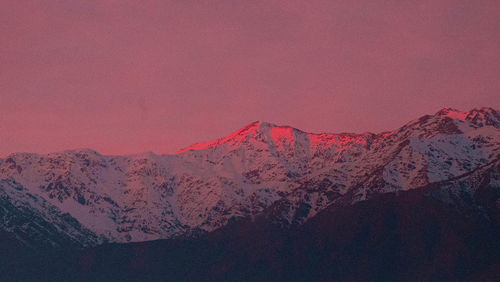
[0,107,499,245]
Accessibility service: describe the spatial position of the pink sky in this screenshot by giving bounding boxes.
[1,0,499,156]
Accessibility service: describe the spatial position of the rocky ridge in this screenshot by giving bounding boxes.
[1,107,499,247]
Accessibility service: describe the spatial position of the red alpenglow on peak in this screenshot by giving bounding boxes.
[435,107,499,120]
[434,107,500,128]
[177,121,298,153]
[435,108,468,120]
[176,107,500,154]
[177,120,373,154]
[176,121,264,153]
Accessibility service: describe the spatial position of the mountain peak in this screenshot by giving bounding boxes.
[177,121,269,153]
[176,121,308,153]
[435,107,468,120]
[434,106,499,122]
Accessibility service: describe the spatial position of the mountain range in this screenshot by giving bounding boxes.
[1,107,499,281]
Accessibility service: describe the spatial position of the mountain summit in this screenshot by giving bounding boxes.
[0,107,499,247]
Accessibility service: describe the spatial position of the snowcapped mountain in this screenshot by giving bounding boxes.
[1,107,499,247]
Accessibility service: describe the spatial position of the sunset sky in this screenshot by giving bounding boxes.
[1,0,499,156]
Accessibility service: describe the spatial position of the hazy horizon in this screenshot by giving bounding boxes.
[2,1,499,156]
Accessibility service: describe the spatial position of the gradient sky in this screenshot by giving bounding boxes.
[1,0,499,156]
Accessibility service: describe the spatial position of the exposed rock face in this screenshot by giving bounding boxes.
[0,107,499,246]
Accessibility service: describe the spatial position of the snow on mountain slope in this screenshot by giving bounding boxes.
[0,179,100,248]
[1,107,499,245]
